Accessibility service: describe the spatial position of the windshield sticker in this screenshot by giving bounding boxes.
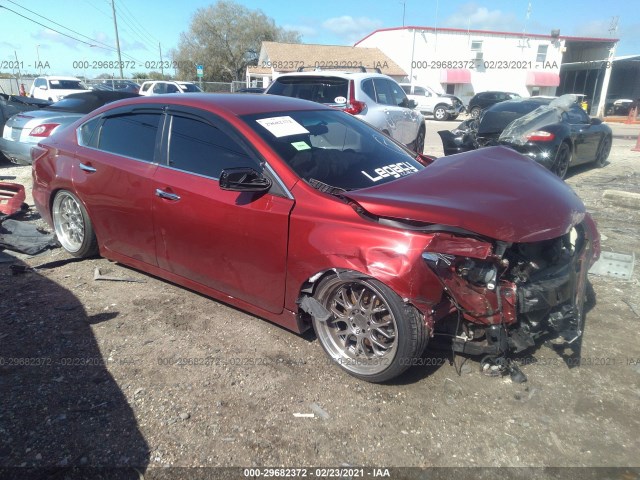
[291,141,311,151]
[256,116,309,137]
[362,162,419,182]
[334,96,347,104]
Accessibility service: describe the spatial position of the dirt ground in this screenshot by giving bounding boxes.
[1,121,639,479]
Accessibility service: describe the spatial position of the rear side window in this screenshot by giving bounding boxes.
[268,77,348,105]
[78,117,101,147]
[97,113,161,162]
[167,115,258,179]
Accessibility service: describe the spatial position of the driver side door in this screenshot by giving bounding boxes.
[151,108,294,314]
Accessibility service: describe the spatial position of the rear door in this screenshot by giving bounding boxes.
[370,78,412,144]
[151,108,294,313]
[72,107,163,265]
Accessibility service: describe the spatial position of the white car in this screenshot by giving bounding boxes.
[139,81,202,95]
[265,70,425,153]
[400,83,465,121]
[29,76,88,102]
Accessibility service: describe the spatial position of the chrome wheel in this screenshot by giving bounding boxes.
[313,275,429,382]
[434,107,447,121]
[316,280,399,376]
[52,190,98,257]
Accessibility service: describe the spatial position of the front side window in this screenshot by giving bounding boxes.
[152,83,167,94]
[167,115,258,179]
[563,106,590,124]
[414,86,428,96]
[49,80,87,90]
[242,109,424,191]
[97,113,161,162]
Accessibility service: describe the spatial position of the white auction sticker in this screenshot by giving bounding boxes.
[256,116,309,138]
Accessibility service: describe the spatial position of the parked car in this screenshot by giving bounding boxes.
[32,93,599,383]
[605,98,634,116]
[438,94,612,178]
[468,91,521,118]
[139,81,202,95]
[0,94,51,154]
[90,80,140,94]
[399,83,464,121]
[264,70,425,153]
[236,87,265,93]
[29,76,88,102]
[1,91,138,165]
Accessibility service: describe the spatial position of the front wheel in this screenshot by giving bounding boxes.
[433,106,448,121]
[594,135,611,168]
[52,190,98,258]
[470,106,481,119]
[312,275,428,382]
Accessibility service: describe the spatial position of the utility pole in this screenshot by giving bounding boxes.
[110,0,124,79]
[159,42,164,78]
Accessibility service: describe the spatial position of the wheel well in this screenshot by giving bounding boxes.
[434,103,449,110]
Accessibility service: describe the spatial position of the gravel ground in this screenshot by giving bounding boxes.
[1,127,639,479]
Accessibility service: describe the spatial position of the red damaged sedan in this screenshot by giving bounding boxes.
[32,94,599,383]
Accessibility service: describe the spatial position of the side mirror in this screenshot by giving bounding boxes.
[407,99,417,109]
[590,117,602,125]
[39,86,48,90]
[219,167,271,192]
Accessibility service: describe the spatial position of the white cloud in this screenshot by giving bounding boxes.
[322,16,383,43]
[283,24,318,38]
[443,3,521,32]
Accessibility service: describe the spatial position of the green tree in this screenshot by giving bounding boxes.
[171,0,300,82]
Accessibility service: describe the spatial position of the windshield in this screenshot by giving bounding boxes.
[49,80,87,90]
[241,110,424,191]
[179,83,202,92]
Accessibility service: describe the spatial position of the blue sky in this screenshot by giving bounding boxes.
[0,0,637,78]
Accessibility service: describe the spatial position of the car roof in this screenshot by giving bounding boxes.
[90,92,331,117]
[39,76,83,81]
[487,97,554,110]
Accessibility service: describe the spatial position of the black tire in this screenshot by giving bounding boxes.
[594,135,611,168]
[447,115,459,121]
[552,142,571,179]
[312,275,429,383]
[470,106,481,119]
[414,126,425,154]
[51,190,98,258]
[433,106,448,121]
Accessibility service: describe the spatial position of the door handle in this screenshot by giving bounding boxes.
[155,189,181,201]
[79,163,96,173]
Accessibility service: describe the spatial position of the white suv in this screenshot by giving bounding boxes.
[139,81,202,95]
[30,76,88,102]
[265,70,425,153]
[400,84,465,121]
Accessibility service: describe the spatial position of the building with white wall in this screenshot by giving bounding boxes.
[355,26,616,107]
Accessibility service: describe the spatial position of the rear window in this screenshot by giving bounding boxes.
[49,80,87,90]
[267,76,349,106]
[178,83,202,92]
[479,101,548,134]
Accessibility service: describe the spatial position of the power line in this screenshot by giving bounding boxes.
[0,4,109,50]
[116,0,159,46]
[4,0,114,51]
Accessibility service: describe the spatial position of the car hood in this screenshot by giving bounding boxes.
[345,146,586,243]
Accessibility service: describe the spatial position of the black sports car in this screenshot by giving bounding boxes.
[438,95,613,179]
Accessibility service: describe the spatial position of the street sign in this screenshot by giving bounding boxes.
[196,65,204,78]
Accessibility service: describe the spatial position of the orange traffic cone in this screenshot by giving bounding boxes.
[626,107,638,124]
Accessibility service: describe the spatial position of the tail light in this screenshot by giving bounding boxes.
[525,130,555,142]
[29,123,61,137]
[343,80,366,115]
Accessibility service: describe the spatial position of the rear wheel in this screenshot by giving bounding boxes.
[552,143,571,179]
[52,190,98,258]
[414,126,425,154]
[470,106,481,119]
[594,135,611,168]
[312,275,428,382]
[433,106,448,121]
